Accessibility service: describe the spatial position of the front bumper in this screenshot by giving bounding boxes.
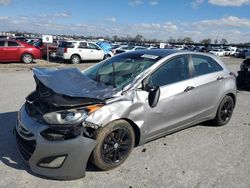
[15,105,97,180]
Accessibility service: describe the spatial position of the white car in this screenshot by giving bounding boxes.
[57,41,105,64]
[115,46,147,54]
[209,49,225,57]
[228,47,237,56]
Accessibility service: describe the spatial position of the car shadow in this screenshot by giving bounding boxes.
[47,58,99,65]
[0,111,29,171]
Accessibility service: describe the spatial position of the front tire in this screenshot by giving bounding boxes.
[91,120,135,170]
[70,54,81,64]
[213,95,234,126]
[22,53,33,64]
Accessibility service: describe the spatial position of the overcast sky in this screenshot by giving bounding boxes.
[0,0,250,43]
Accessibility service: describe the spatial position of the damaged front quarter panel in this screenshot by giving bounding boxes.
[85,88,148,145]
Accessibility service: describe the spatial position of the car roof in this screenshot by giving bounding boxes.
[123,49,180,57]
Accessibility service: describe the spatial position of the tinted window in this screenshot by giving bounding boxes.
[7,41,20,47]
[59,41,76,48]
[0,41,4,47]
[78,42,87,48]
[150,56,190,87]
[192,55,223,76]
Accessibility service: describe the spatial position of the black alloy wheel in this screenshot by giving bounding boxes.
[213,95,234,126]
[91,120,135,170]
[220,99,234,122]
[101,128,132,164]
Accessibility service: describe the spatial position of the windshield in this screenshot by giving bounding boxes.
[83,53,161,90]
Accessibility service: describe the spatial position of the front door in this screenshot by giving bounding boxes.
[88,43,104,60]
[139,55,197,141]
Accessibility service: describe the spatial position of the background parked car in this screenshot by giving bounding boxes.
[115,45,147,54]
[57,40,105,64]
[224,48,231,56]
[96,41,114,58]
[32,39,58,59]
[209,49,225,56]
[237,58,250,89]
[234,48,250,58]
[0,39,41,63]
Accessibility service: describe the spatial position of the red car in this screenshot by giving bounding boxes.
[0,39,42,63]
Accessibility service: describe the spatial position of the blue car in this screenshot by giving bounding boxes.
[96,41,114,58]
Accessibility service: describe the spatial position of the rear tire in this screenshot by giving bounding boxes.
[22,53,33,64]
[91,120,135,170]
[213,95,234,126]
[70,54,81,64]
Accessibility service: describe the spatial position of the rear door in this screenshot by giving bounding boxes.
[0,41,5,61]
[78,42,92,60]
[190,54,225,119]
[5,41,21,61]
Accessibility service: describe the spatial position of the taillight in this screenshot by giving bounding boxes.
[64,48,67,53]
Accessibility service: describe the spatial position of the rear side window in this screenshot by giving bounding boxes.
[59,41,76,48]
[7,41,20,47]
[78,42,87,48]
[0,41,4,47]
[191,55,223,76]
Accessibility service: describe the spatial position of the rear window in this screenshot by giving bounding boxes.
[59,41,76,48]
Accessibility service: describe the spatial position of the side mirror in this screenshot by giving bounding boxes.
[148,87,160,108]
[142,77,160,108]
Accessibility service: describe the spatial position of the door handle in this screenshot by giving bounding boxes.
[217,76,224,81]
[184,86,195,92]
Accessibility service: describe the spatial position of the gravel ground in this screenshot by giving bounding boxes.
[0,57,249,188]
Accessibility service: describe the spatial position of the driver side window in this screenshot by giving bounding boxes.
[150,56,190,87]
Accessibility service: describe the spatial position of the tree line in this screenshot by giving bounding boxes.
[3,31,250,46]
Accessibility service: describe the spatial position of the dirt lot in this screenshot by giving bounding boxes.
[0,57,249,188]
[0,59,97,72]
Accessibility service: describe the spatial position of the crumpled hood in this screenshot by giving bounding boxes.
[32,67,119,100]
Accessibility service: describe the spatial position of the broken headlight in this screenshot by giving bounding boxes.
[43,109,88,125]
[43,104,103,125]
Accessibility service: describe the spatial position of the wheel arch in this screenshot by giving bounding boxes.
[226,92,236,106]
[70,53,81,60]
[21,52,34,60]
[120,118,141,147]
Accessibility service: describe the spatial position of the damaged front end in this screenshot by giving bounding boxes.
[15,67,118,180]
[25,81,104,141]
